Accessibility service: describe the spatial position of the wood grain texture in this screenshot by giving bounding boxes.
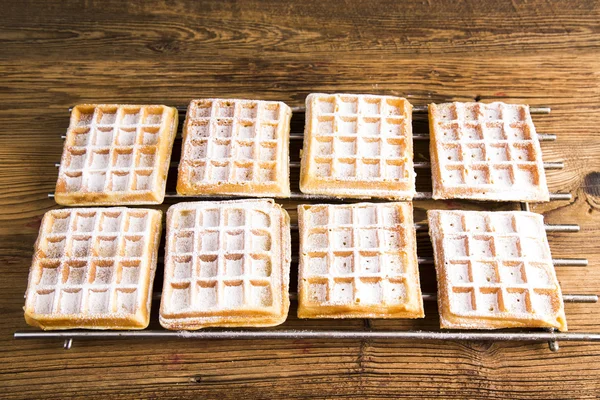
[2,0,600,398]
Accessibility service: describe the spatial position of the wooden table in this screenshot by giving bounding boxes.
[2,1,600,398]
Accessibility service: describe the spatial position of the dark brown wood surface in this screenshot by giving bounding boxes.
[2,0,600,398]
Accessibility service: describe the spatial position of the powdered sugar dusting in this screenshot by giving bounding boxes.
[160,199,290,329]
[178,99,291,197]
[56,104,176,204]
[429,209,566,330]
[301,93,415,200]
[25,207,160,329]
[298,202,423,318]
[430,102,549,201]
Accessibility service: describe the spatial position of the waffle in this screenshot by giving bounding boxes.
[429,102,549,201]
[160,199,291,329]
[55,104,178,205]
[428,210,567,331]
[24,207,162,330]
[176,99,292,197]
[297,202,424,319]
[299,93,416,200]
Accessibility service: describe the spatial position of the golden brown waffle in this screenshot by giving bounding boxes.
[429,102,549,201]
[24,208,162,330]
[300,93,416,199]
[160,199,291,329]
[428,210,567,331]
[297,202,424,319]
[177,99,292,197]
[55,104,178,205]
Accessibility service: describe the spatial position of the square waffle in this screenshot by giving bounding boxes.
[176,99,292,197]
[428,210,567,331]
[24,207,162,330]
[55,104,178,205]
[299,93,416,200]
[160,199,291,329]
[429,102,549,201]
[297,202,424,319]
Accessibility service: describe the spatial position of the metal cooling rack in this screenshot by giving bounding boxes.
[15,104,598,351]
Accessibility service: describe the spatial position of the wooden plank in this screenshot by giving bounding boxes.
[1,1,600,59]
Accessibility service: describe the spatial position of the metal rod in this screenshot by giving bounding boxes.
[537,134,557,141]
[121,191,571,202]
[13,330,599,342]
[46,191,573,202]
[413,192,573,201]
[153,254,588,268]
[289,223,578,233]
[53,160,565,172]
[61,133,557,142]
[546,328,559,352]
[548,193,572,201]
[412,133,556,141]
[552,258,588,266]
[543,224,580,232]
[68,105,552,115]
[420,106,549,114]
[429,222,580,232]
[562,294,598,303]
[521,196,557,364]
[149,291,596,303]
[348,256,580,267]
[409,161,563,170]
[53,161,565,171]
[412,106,551,114]
[415,257,588,268]
[541,162,564,170]
[417,293,597,303]
[153,254,587,270]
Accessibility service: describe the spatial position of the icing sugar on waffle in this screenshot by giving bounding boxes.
[176,99,292,197]
[24,207,162,330]
[159,199,291,330]
[428,210,567,331]
[300,93,416,200]
[55,104,178,205]
[429,102,549,201]
[297,202,424,319]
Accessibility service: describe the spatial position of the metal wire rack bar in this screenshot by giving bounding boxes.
[46,192,575,201]
[60,133,558,141]
[149,255,587,267]
[145,292,596,303]
[164,105,553,115]
[184,291,597,303]
[53,161,566,171]
[68,105,553,115]
[290,222,581,234]
[14,330,600,342]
